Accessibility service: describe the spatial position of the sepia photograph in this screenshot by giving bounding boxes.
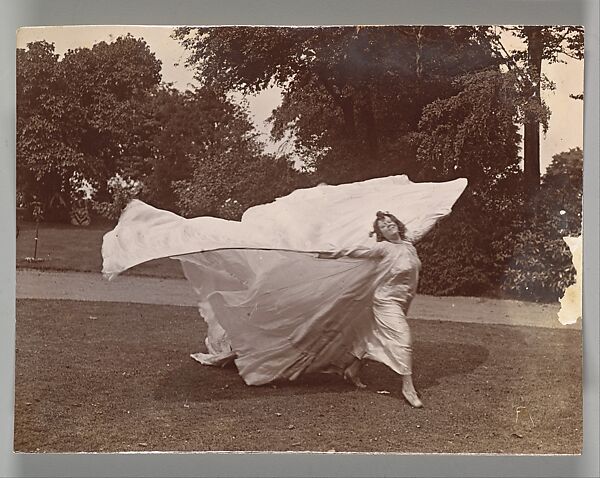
[14,24,584,454]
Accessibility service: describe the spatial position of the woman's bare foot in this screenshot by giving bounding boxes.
[401,375,423,408]
[401,388,423,408]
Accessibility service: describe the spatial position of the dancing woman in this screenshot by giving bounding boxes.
[321,211,423,407]
[102,175,467,407]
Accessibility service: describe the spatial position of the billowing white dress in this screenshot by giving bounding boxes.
[102,175,466,385]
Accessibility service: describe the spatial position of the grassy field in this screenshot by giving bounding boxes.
[14,299,582,454]
[16,220,184,278]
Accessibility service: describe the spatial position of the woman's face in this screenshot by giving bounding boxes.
[377,217,400,241]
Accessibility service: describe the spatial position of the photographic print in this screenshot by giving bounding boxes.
[15,25,584,454]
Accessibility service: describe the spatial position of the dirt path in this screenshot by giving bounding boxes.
[17,269,199,307]
[16,269,579,330]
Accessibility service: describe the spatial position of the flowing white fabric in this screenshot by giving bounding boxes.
[102,175,467,385]
[102,175,466,277]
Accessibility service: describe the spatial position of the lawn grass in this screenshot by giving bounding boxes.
[14,299,582,454]
[16,220,184,279]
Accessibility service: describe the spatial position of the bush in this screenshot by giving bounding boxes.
[417,148,582,302]
[500,229,576,301]
[500,148,582,301]
[417,186,523,297]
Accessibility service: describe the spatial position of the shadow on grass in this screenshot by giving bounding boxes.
[366,340,490,391]
[155,340,489,403]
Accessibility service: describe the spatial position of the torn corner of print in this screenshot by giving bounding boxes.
[558,235,582,326]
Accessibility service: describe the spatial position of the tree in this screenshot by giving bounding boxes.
[413,69,522,192]
[17,41,77,219]
[138,86,201,211]
[482,26,584,195]
[412,69,526,296]
[143,86,301,218]
[17,36,162,220]
[174,26,499,184]
[59,35,162,204]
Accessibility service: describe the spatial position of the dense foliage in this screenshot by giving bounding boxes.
[412,70,527,297]
[17,36,162,221]
[144,87,300,219]
[500,148,583,300]
[175,26,499,183]
[17,37,299,222]
[417,148,582,301]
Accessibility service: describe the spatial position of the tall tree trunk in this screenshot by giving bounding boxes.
[524,26,544,195]
[354,27,380,173]
[415,26,424,81]
[361,86,379,172]
[340,95,357,136]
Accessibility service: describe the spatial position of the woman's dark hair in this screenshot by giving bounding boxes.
[370,211,406,242]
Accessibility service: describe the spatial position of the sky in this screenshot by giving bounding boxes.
[17,25,585,172]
